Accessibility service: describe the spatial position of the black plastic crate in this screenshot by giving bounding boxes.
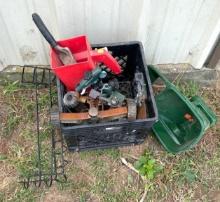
[56,41,158,151]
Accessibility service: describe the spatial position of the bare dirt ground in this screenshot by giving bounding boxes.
[0,82,219,202]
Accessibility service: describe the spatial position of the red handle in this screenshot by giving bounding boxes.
[91,50,122,74]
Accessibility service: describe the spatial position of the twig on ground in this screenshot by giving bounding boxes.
[139,189,148,202]
[120,157,139,175]
[120,157,148,202]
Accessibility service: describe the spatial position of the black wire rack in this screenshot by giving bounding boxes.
[19,66,68,188]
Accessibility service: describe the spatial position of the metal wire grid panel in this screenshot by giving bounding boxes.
[20,66,68,188]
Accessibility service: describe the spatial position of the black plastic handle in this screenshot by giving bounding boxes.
[32,13,57,48]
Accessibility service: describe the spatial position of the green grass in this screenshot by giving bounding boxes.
[3,112,20,137]
[61,150,142,201]
[38,87,57,108]
[20,97,35,120]
[8,137,52,179]
[1,82,36,137]
[8,143,36,178]
[175,80,200,98]
[170,156,200,185]
[79,148,120,160]
[10,188,36,202]
[0,192,4,202]
[3,80,20,95]
[88,155,142,202]
[1,79,220,201]
[90,158,122,201]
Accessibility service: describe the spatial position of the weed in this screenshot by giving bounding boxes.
[134,152,163,180]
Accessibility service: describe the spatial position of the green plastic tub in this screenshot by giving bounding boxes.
[148,65,217,153]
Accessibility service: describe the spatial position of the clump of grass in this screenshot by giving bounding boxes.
[105,148,121,159]
[3,80,20,95]
[39,124,53,142]
[79,194,87,202]
[3,112,20,137]
[9,143,52,179]
[8,143,36,178]
[8,123,52,178]
[38,93,50,108]
[175,81,200,98]
[168,155,200,187]
[21,97,35,119]
[1,82,36,137]
[90,158,115,199]
[92,148,121,159]
[38,87,57,108]
[12,188,36,202]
